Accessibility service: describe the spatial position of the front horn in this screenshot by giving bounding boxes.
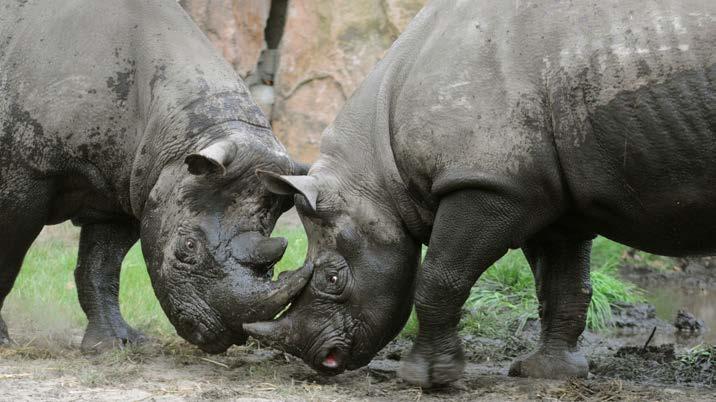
[243,317,293,347]
[249,263,313,320]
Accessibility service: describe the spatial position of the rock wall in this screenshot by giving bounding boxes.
[182,0,427,162]
[179,0,271,78]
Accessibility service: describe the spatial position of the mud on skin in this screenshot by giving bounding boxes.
[245,0,716,389]
[0,0,310,353]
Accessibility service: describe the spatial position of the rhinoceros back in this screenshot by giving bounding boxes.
[0,0,267,219]
[377,0,716,253]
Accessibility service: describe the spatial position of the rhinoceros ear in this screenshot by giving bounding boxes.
[185,139,238,176]
[256,170,318,211]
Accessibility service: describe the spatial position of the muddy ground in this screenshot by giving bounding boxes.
[0,326,713,401]
[1,223,714,401]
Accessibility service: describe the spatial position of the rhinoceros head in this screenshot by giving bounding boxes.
[245,168,420,373]
[139,127,312,353]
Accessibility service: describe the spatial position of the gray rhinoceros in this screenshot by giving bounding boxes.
[246,0,715,387]
[0,0,311,353]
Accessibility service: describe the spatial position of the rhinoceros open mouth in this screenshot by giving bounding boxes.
[314,344,350,374]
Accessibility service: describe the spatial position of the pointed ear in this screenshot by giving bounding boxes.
[185,139,238,176]
[256,170,318,211]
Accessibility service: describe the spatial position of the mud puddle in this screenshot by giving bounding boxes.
[648,286,715,343]
[619,255,716,345]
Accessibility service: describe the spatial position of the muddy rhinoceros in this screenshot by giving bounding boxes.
[0,0,311,353]
[246,0,715,387]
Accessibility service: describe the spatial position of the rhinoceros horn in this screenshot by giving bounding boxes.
[251,265,312,320]
[243,316,293,347]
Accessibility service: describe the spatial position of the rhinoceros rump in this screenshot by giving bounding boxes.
[0,0,310,353]
[248,0,715,387]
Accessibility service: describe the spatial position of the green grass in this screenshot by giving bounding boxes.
[6,225,644,344]
[5,239,174,338]
[403,237,645,339]
[4,226,306,340]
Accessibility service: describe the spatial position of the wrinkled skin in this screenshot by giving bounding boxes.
[0,0,310,353]
[246,0,715,387]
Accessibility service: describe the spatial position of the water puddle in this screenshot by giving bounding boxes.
[647,286,715,344]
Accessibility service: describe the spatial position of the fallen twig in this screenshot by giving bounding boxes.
[0,373,32,379]
[199,357,229,369]
[642,326,657,350]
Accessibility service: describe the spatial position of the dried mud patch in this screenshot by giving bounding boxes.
[591,343,715,388]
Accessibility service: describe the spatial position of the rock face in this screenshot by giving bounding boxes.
[179,0,270,78]
[272,0,427,162]
[183,0,428,162]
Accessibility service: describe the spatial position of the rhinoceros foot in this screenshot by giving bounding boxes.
[80,322,148,353]
[509,347,588,379]
[0,316,12,346]
[398,336,465,388]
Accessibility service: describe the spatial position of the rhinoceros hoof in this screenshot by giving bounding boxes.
[0,334,12,347]
[0,322,11,346]
[80,325,148,353]
[508,348,589,379]
[398,344,465,388]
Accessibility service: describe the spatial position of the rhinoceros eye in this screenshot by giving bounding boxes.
[311,253,352,301]
[175,235,201,265]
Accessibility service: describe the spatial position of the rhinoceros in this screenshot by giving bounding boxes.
[247,0,715,387]
[0,0,311,353]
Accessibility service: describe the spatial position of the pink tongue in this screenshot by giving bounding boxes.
[323,353,338,368]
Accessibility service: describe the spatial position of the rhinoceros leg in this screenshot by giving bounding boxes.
[74,222,145,352]
[399,189,542,387]
[0,176,52,346]
[508,234,592,379]
[0,225,44,346]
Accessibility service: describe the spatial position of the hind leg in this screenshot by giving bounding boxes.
[508,232,592,379]
[75,222,145,352]
[0,177,52,345]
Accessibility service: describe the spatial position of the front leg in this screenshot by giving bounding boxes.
[75,222,145,352]
[508,234,592,379]
[399,189,546,387]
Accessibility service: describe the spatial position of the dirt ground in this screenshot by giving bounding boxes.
[0,330,714,401]
[1,219,714,401]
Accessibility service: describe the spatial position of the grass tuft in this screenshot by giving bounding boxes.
[457,237,644,338]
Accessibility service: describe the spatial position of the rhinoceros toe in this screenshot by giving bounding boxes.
[398,341,465,388]
[80,323,148,353]
[0,317,12,347]
[509,347,589,379]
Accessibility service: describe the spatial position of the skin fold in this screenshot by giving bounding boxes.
[0,0,311,353]
[245,0,715,387]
